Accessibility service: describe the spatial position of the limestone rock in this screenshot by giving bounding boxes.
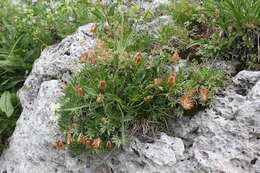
[0,23,97,173]
[169,71,260,173]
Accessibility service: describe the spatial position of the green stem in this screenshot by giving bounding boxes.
[121,13,124,43]
[118,104,125,145]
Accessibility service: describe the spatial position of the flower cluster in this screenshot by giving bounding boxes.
[54,140,65,150]
[79,39,115,65]
[179,88,209,110]
[54,132,113,151]
[77,133,113,150]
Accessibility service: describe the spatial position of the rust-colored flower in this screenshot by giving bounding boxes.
[98,80,107,89]
[77,133,85,144]
[171,52,181,63]
[133,52,142,64]
[199,88,209,102]
[88,57,97,65]
[179,96,194,110]
[168,74,176,86]
[79,52,89,63]
[106,141,112,148]
[54,140,65,150]
[154,78,163,86]
[101,117,110,124]
[92,138,102,149]
[85,138,93,150]
[96,94,105,103]
[76,86,84,96]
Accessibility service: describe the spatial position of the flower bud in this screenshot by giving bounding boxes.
[79,52,88,63]
[168,74,176,86]
[106,141,112,148]
[85,138,93,150]
[66,133,73,145]
[101,117,110,124]
[92,138,102,149]
[133,52,142,64]
[154,78,163,86]
[77,133,85,144]
[99,80,107,89]
[88,57,97,65]
[76,86,84,96]
[54,140,65,150]
[96,94,105,103]
[199,88,209,102]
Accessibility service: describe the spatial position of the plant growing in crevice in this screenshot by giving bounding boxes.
[53,0,229,156]
[57,39,226,156]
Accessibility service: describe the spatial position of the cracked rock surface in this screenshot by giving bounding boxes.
[0,23,260,173]
[107,72,260,173]
[0,23,98,173]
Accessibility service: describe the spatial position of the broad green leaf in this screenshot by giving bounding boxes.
[0,91,14,117]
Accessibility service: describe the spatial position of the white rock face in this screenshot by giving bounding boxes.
[0,23,98,173]
[168,71,260,173]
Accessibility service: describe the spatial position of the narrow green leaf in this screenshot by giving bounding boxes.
[83,86,98,96]
[60,104,91,112]
[91,8,104,21]
[107,93,126,106]
[122,116,133,122]
[108,3,118,16]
